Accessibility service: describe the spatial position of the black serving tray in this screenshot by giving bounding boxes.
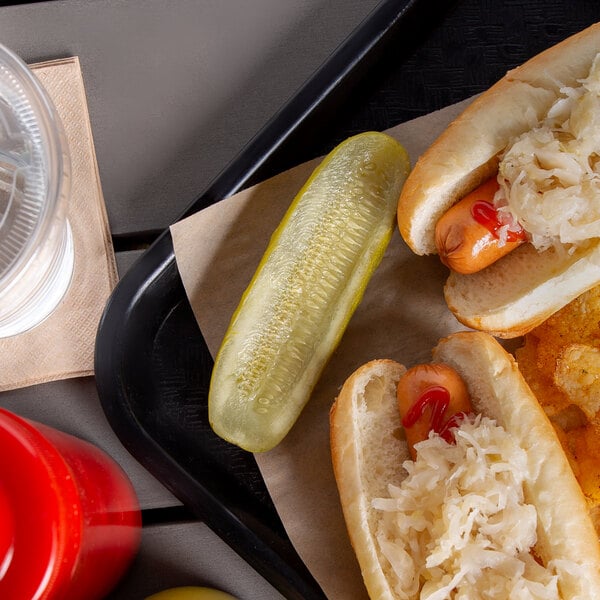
[94,1,599,598]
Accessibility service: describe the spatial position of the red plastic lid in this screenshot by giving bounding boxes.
[0,408,82,598]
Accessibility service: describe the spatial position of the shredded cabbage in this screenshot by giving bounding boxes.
[372,415,563,599]
[495,53,600,251]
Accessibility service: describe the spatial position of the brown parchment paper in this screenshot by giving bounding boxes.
[0,57,117,392]
[171,97,475,599]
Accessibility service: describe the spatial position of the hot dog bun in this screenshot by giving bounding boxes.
[444,242,600,337]
[330,331,600,599]
[397,23,600,337]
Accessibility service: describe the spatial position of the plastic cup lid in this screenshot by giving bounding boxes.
[0,44,67,284]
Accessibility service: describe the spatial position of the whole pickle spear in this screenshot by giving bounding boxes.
[208,132,410,452]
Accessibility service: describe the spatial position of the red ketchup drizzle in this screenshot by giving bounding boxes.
[402,386,468,445]
[471,200,526,243]
[438,411,469,444]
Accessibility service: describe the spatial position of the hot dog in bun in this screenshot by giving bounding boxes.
[397,23,600,338]
[330,331,600,599]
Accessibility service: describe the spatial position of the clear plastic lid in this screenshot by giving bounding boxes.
[0,44,73,337]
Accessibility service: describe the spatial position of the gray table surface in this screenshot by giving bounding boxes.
[0,1,382,598]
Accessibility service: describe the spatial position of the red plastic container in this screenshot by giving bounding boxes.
[0,408,141,599]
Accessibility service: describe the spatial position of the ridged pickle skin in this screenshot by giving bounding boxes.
[208,132,410,452]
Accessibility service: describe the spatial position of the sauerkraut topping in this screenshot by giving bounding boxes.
[372,415,565,599]
[495,53,600,251]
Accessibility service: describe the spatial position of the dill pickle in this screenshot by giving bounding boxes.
[208,132,410,452]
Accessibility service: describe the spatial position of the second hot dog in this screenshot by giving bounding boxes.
[330,331,600,599]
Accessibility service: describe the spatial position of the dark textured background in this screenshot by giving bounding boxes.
[345,0,599,125]
[291,0,600,162]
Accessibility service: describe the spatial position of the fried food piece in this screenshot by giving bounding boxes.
[555,344,600,419]
[516,285,600,521]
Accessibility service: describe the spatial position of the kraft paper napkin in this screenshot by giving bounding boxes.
[171,98,474,599]
[0,57,117,392]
